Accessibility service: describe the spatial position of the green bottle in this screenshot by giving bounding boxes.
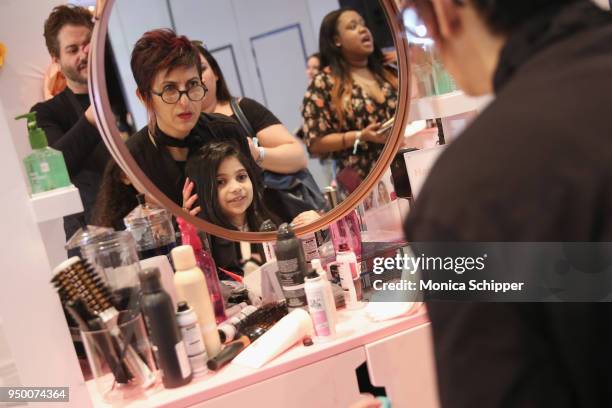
[15,112,71,194]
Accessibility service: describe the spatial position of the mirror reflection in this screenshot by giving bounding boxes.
[93,0,400,235]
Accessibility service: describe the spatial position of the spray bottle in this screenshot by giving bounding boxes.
[275,223,307,309]
[178,218,226,323]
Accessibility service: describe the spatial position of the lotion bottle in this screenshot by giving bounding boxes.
[171,245,222,358]
[311,259,337,324]
[304,269,336,339]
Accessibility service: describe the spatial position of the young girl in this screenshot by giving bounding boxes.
[186,141,319,275]
[186,141,276,232]
[185,141,273,276]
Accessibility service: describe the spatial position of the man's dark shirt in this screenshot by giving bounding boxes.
[404,2,612,407]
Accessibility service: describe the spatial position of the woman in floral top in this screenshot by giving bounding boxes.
[301,8,398,183]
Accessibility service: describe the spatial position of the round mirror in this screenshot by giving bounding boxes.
[89,0,410,242]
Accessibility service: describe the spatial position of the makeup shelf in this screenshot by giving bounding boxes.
[29,184,83,268]
[408,90,492,121]
[29,184,82,223]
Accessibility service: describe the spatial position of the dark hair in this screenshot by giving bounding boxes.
[469,0,580,34]
[131,29,202,104]
[192,42,233,102]
[318,8,398,127]
[44,5,93,58]
[186,141,275,231]
[92,161,138,230]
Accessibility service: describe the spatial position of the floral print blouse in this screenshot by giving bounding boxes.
[301,67,397,180]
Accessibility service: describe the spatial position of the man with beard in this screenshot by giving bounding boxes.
[31,5,109,243]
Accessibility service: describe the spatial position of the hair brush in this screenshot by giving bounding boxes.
[52,257,156,388]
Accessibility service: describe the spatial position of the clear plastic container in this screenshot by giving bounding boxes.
[80,311,158,402]
[80,231,142,311]
[123,195,176,260]
[65,224,114,254]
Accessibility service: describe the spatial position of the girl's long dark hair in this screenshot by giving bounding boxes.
[192,41,233,103]
[319,8,398,127]
[186,141,277,231]
[91,161,138,230]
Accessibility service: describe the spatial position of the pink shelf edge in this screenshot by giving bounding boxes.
[88,307,430,408]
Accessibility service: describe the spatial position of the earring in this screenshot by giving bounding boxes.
[336,43,341,47]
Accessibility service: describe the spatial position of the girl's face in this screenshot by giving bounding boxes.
[335,10,374,60]
[216,156,253,227]
[199,54,218,112]
[149,65,202,138]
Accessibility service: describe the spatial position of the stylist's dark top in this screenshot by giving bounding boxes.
[31,88,109,240]
[404,2,612,408]
[127,112,251,205]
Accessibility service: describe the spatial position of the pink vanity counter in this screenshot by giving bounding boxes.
[87,306,439,408]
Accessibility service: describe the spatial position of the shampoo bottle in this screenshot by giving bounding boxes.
[178,218,226,323]
[275,223,307,309]
[138,267,192,388]
[171,245,222,358]
[15,112,70,194]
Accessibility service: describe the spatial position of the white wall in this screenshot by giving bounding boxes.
[306,0,340,45]
[0,98,92,406]
[0,0,65,182]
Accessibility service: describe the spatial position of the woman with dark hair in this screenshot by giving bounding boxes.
[126,29,251,207]
[301,8,398,184]
[192,42,307,175]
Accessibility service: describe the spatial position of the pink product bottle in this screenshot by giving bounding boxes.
[178,218,226,323]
